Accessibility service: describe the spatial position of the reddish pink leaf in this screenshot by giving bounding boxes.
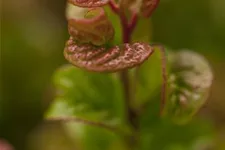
[68,7,114,46]
[64,37,154,72]
[68,0,109,7]
[0,139,14,150]
[141,0,160,17]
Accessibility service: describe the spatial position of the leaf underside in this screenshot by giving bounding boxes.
[68,0,109,7]
[64,37,154,72]
[141,0,160,17]
[68,7,114,46]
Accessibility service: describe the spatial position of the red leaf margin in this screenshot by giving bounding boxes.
[68,0,110,8]
[64,37,154,72]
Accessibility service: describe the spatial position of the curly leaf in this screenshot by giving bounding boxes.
[67,5,114,46]
[68,0,109,7]
[128,0,160,17]
[141,0,160,17]
[163,50,213,124]
[64,37,154,72]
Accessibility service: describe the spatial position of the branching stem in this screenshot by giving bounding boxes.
[46,117,126,135]
[109,1,140,149]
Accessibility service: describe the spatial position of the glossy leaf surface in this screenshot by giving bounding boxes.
[163,50,213,124]
[64,37,154,72]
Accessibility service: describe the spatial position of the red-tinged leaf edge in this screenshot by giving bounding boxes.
[141,0,160,17]
[68,0,110,7]
[68,7,114,46]
[64,37,154,72]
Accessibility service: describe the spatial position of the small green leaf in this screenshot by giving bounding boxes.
[45,65,128,150]
[104,5,122,46]
[139,96,214,150]
[134,46,168,107]
[163,50,213,124]
[46,65,125,125]
[131,18,152,42]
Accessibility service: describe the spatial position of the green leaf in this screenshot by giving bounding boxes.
[163,50,213,124]
[131,18,152,42]
[45,64,128,150]
[134,46,168,107]
[46,64,125,125]
[139,95,214,150]
[104,5,122,46]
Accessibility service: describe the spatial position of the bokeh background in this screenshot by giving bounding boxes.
[1,0,225,150]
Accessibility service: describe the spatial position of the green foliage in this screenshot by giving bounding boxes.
[104,5,122,45]
[134,46,167,107]
[140,95,214,150]
[2,0,225,150]
[44,1,214,150]
[163,50,213,124]
[46,49,214,149]
[46,65,125,124]
[46,65,127,150]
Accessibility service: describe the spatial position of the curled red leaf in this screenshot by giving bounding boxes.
[141,0,160,17]
[68,0,109,7]
[68,7,114,46]
[64,37,154,72]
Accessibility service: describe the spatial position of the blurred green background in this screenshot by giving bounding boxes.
[1,0,225,150]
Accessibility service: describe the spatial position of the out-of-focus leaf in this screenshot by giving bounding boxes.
[81,125,126,150]
[45,65,127,150]
[163,50,213,124]
[104,5,122,46]
[139,95,214,150]
[131,18,152,42]
[46,65,125,125]
[64,38,154,72]
[0,139,14,150]
[66,4,114,46]
[140,0,160,17]
[128,0,160,17]
[134,46,168,107]
[68,0,109,8]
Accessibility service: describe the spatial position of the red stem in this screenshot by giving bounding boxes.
[109,2,141,148]
[109,0,138,43]
[108,0,119,14]
[128,12,138,34]
[109,0,139,129]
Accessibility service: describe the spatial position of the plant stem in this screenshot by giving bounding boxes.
[109,1,140,149]
[46,116,126,135]
[109,1,140,148]
[118,6,139,129]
